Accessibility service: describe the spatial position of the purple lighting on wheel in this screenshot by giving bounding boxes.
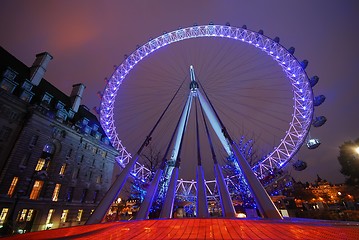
[99,24,315,178]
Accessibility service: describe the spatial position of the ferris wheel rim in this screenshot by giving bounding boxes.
[99,24,314,178]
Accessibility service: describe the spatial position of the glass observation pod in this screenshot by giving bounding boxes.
[309,76,319,87]
[292,160,307,171]
[313,95,326,107]
[306,138,321,149]
[312,116,327,127]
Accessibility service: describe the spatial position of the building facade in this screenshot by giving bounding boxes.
[0,47,118,234]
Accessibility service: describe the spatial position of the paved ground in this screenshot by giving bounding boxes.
[4,218,359,239]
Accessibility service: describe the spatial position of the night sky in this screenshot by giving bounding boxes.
[1,0,359,184]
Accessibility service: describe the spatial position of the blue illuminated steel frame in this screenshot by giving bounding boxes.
[100,24,314,180]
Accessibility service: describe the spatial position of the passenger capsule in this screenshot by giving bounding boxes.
[313,95,326,106]
[293,160,307,171]
[300,60,308,69]
[309,76,319,87]
[312,116,327,127]
[306,138,321,149]
[288,47,295,55]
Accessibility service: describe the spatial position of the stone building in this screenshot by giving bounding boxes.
[0,46,118,234]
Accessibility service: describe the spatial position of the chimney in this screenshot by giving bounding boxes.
[70,83,86,112]
[30,52,53,86]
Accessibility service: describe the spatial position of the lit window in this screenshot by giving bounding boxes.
[45,209,54,225]
[20,91,34,102]
[60,210,69,223]
[59,163,67,175]
[96,175,102,184]
[0,79,18,93]
[43,143,55,154]
[0,208,9,227]
[41,93,53,105]
[76,209,83,221]
[7,176,18,197]
[26,209,34,221]
[18,209,28,222]
[92,147,97,154]
[29,180,43,200]
[52,184,61,201]
[35,158,46,171]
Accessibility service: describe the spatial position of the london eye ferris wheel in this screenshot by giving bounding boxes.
[99,23,325,182]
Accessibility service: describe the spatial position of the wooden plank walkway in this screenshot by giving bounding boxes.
[4,218,359,240]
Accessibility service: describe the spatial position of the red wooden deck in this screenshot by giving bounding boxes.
[4,218,359,240]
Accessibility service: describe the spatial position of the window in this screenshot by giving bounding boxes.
[72,168,80,179]
[95,132,102,140]
[84,126,91,134]
[21,81,33,91]
[0,79,18,93]
[0,208,9,227]
[52,184,61,201]
[35,158,46,171]
[3,68,17,81]
[29,180,43,200]
[76,209,83,222]
[17,209,33,222]
[92,124,99,131]
[41,93,53,105]
[66,149,73,158]
[43,143,55,155]
[66,187,74,202]
[56,101,65,110]
[26,209,34,221]
[93,190,99,203]
[29,135,39,147]
[96,175,102,184]
[45,209,54,225]
[7,176,18,197]
[92,146,97,154]
[59,163,67,176]
[0,126,12,142]
[81,189,88,203]
[20,91,34,103]
[18,209,28,222]
[20,152,31,167]
[60,210,69,223]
